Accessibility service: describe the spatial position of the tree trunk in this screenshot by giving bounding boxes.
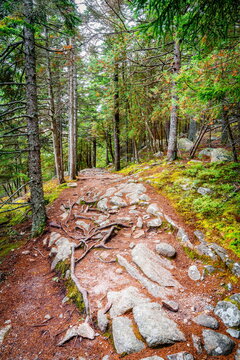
[167,40,181,161]
[223,107,238,162]
[23,0,46,236]
[45,28,65,184]
[68,38,77,179]
[92,137,97,168]
[188,118,197,142]
[113,60,120,171]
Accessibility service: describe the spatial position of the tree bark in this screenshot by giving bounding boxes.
[113,60,120,170]
[92,137,97,167]
[167,40,181,161]
[45,28,65,184]
[68,38,77,179]
[223,107,238,162]
[23,0,46,236]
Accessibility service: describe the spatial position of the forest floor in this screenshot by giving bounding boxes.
[0,167,239,360]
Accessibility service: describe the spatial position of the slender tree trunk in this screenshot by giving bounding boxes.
[23,0,46,236]
[167,40,181,161]
[45,28,65,184]
[68,38,77,179]
[113,60,120,171]
[92,137,97,168]
[223,107,238,162]
[133,139,139,163]
[188,118,197,142]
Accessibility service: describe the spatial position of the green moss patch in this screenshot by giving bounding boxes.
[120,160,240,258]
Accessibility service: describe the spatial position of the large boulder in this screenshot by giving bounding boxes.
[178,138,193,152]
[214,301,240,327]
[210,148,233,162]
[202,329,235,356]
[133,302,186,347]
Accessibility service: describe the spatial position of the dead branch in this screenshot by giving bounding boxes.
[49,221,61,229]
[71,246,91,320]
[74,214,94,221]
[95,255,116,264]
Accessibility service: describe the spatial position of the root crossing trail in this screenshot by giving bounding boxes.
[0,168,239,360]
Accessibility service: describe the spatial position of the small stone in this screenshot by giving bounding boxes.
[214,301,240,327]
[166,352,194,360]
[197,187,212,195]
[67,182,77,187]
[192,334,202,354]
[44,314,51,320]
[97,310,109,332]
[62,296,69,304]
[226,328,240,339]
[58,323,95,346]
[102,356,109,360]
[203,329,235,356]
[147,218,162,228]
[0,325,12,345]
[4,320,11,324]
[59,313,63,318]
[136,217,143,228]
[188,265,201,281]
[232,262,240,277]
[156,243,176,258]
[115,268,123,274]
[147,203,162,216]
[22,250,30,255]
[112,316,145,354]
[192,314,219,329]
[177,228,192,247]
[129,242,135,249]
[162,300,179,312]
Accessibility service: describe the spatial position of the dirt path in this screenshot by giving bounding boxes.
[0,169,239,360]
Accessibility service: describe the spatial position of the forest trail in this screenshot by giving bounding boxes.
[0,168,239,360]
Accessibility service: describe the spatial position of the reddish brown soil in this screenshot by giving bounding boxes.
[0,169,239,360]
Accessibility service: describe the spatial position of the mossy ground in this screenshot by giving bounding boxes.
[119,159,240,258]
[0,178,68,260]
[55,260,85,313]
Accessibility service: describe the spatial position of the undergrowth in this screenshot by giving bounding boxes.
[119,160,240,257]
[0,178,68,260]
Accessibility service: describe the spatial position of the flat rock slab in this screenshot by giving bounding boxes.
[112,316,145,354]
[133,302,186,347]
[117,255,175,299]
[192,314,219,329]
[203,329,235,356]
[107,286,150,318]
[214,301,240,327]
[132,244,182,287]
